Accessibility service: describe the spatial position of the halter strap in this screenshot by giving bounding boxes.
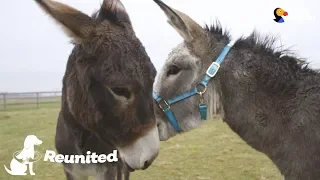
[153,89,198,132]
[153,41,234,132]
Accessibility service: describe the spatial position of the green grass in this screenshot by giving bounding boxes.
[0,108,282,180]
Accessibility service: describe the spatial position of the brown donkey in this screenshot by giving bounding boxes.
[33,0,159,179]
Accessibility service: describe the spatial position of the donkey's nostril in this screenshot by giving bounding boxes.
[142,161,151,170]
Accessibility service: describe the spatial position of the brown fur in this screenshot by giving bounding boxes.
[34,0,157,179]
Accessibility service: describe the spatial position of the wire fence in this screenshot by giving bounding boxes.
[0,91,61,111]
[0,90,222,113]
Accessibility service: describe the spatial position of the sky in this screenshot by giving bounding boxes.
[0,0,319,92]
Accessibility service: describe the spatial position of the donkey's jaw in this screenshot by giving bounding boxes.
[117,125,160,170]
[156,112,202,141]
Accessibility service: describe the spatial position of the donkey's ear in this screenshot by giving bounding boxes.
[97,0,131,26]
[34,0,96,43]
[153,0,205,42]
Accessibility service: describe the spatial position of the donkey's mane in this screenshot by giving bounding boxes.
[203,22,319,120]
[91,2,131,28]
[204,22,318,74]
[234,32,317,74]
[204,21,231,43]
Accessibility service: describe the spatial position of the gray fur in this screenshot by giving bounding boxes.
[153,0,320,179]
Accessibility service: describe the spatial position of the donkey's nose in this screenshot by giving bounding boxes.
[119,124,160,170]
[142,160,151,170]
[140,143,158,170]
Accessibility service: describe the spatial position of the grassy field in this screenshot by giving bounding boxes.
[0,107,282,180]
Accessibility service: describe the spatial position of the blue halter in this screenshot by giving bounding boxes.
[153,42,234,132]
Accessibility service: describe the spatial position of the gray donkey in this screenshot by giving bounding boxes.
[33,0,159,179]
[152,0,320,179]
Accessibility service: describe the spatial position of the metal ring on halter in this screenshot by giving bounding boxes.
[196,84,207,95]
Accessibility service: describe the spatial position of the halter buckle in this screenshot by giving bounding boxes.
[206,62,220,77]
[158,99,170,111]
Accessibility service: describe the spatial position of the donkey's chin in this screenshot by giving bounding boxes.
[157,116,202,141]
[117,125,160,170]
[157,119,176,141]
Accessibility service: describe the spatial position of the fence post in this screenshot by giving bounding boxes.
[3,93,6,110]
[36,93,39,108]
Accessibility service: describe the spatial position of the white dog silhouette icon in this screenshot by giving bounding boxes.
[4,135,42,176]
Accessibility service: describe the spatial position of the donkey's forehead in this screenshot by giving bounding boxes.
[165,43,199,68]
[100,45,155,87]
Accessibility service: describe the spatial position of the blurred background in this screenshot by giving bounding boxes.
[0,0,318,92]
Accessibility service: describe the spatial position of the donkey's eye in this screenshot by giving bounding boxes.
[167,65,180,76]
[110,87,131,99]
